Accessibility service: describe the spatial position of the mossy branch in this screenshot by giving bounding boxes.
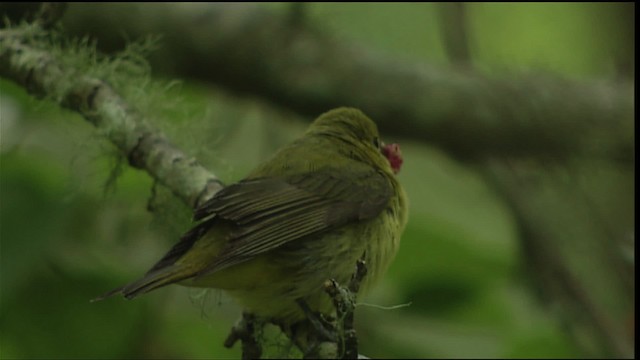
[0,26,223,209]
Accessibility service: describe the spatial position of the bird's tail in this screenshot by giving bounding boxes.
[91,265,194,302]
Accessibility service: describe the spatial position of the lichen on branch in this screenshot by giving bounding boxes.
[0,24,223,209]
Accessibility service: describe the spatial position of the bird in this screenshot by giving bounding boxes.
[94,107,408,324]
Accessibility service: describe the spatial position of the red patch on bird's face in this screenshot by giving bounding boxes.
[382,143,403,174]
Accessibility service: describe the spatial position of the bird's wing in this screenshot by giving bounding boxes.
[145,217,217,274]
[193,165,392,275]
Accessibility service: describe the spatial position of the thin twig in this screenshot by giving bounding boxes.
[322,257,368,359]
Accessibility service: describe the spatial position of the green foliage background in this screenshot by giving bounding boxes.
[0,3,631,359]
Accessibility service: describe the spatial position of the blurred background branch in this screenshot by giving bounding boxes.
[52,2,634,164]
[437,2,472,68]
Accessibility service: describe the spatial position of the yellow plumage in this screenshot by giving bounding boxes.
[97,107,408,322]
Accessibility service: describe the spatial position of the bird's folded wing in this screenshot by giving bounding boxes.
[193,166,392,275]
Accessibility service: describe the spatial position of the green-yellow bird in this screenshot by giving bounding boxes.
[96,107,408,322]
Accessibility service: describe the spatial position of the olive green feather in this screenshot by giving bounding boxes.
[95,107,408,322]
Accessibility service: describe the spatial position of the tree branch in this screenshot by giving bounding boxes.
[0,26,223,209]
[482,160,634,358]
[437,2,472,68]
[56,3,633,163]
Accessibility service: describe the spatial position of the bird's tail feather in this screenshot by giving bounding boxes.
[91,265,193,302]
